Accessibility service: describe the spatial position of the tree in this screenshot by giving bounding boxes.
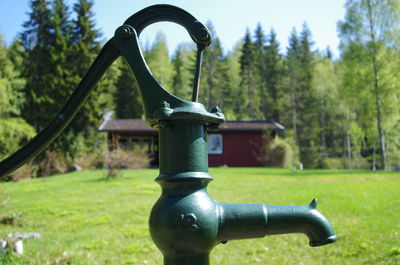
[253,23,267,119]
[171,43,193,100]
[48,0,74,103]
[264,28,283,121]
[0,34,35,159]
[312,51,344,161]
[186,22,233,115]
[285,24,320,168]
[114,58,143,119]
[238,28,262,120]
[285,28,301,142]
[20,0,54,129]
[144,32,173,92]
[338,0,400,169]
[69,0,116,156]
[223,42,242,120]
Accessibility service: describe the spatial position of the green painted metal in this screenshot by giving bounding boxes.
[0,4,336,265]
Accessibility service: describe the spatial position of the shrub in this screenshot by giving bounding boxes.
[38,151,68,177]
[7,162,38,182]
[326,157,370,169]
[325,158,347,169]
[260,136,299,168]
[73,149,105,170]
[106,147,150,179]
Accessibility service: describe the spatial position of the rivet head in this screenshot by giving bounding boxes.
[176,213,198,232]
[197,28,209,41]
[115,25,135,39]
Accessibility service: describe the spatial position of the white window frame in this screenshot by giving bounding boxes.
[208,134,223,154]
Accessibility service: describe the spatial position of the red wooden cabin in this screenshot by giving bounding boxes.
[98,119,284,167]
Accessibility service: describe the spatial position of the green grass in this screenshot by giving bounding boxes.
[1,168,399,264]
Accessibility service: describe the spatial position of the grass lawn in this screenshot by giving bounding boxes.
[0,168,399,264]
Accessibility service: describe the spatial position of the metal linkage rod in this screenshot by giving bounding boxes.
[192,46,204,102]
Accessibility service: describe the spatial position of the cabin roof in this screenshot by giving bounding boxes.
[99,119,284,132]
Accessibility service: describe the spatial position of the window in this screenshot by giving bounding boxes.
[208,134,223,154]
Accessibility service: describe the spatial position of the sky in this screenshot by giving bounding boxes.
[0,0,346,56]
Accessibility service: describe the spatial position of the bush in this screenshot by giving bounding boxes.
[37,151,68,177]
[7,162,38,182]
[326,157,370,169]
[73,149,105,170]
[261,136,299,168]
[325,158,347,169]
[106,147,151,179]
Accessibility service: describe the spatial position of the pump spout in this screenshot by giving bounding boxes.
[265,199,337,247]
[217,199,336,247]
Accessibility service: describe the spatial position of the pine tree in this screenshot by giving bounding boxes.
[239,28,262,120]
[297,23,320,167]
[20,0,54,129]
[200,23,222,109]
[223,42,242,120]
[70,0,115,154]
[144,32,173,92]
[285,24,320,168]
[285,28,301,142]
[48,0,73,102]
[114,58,143,119]
[71,0,100,74]
[264,28,283,121]
[253,23,267,119]
[191,22,231,113]
[171,43,193,100]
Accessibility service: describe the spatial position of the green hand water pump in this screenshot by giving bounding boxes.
[0,5,336,265]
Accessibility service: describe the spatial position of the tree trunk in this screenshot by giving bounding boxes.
[366,0,387,170]
[319,93,328,159]
[372,138,376,171]
[346,133,352,169]
[291,83,298,140]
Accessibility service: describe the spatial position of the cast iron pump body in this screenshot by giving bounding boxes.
[0,5,337,265]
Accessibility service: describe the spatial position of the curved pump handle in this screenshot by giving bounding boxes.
[123,4,211,48]
[114,4,215,118]
[121,5,211,102]
[0,5,217,177]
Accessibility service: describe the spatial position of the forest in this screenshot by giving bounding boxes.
[0,0,400,176]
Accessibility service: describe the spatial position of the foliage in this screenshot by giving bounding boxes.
[171,43,193,101]
[238,28,262,120]
[6,163,38,182]
[37,151,68,176]
[2,0,400,171]
[68,0,116,157]
[338,0,400,170]
[106,148,150,179]
[196,22,232,112]
[261,136,299,168]
[0,168,399,264]
[73,149,105,170]
[0,34,35,162]
[263,28,284,121]
[114,58,143,119]
[144,32,173,92]
[0,119,35,160]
